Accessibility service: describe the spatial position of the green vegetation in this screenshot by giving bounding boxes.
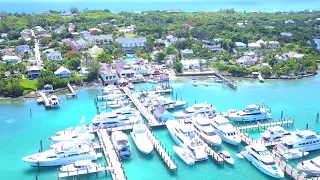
[124,33,136,38]
[20,79,37,91]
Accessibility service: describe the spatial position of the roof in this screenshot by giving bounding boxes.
[54,66,70,74]
[3,55,18,60]
[181,49,194,54]
[89,45,103,55]
[154,105,166,117]
[87,34,113,42]
[235,42,246,47]
[248,43,261,48]
[116,37,147,46]
[26,66,43,71]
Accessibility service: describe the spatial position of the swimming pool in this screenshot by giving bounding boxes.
[125,56,135,62]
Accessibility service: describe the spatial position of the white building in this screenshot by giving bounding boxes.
[54,66,71,78]
[26,66,43,79]
[313,36,320,50]
[180,49,194,59]
[248,43,261,49]
[2,55,18,63]
[46,51,62,60]
[235,42,247,49]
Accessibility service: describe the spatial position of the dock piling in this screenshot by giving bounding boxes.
[281,111,283,119]
[40,139,43,152]
[35,173,38,180]
[30,108,32,117]
[317,113,319,122]
[306,123,309,130]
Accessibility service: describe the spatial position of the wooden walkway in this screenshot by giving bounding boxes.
[67,83,77,98]
[58,166,110,179]
[239,133,279,147]
[38,92,50,107]
[97,129,127,180]
[235,119,294,131]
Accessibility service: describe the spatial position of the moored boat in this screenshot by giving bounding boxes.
[130,124,153,154]
[60,159,100,172]
[218,150,234,165]
[111,131,132,159]
[226,104,271,122]
[297,156,320,176]
[173,146,195,165]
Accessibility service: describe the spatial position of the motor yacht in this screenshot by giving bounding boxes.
[260,126,292,143]
[226,104,271,122]
[60,159,100,172]
[173,146,195,165]
[111,131,132,159]
[218,150,234,165]
[242,144,284,178]
[297,156,320,176]
[130,124,153,154]
[172,103,216,119]
[49,95,60,108]
[211,115,241,145]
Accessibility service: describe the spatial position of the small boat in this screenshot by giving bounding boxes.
[60,159,100,172]
[173,146,195,165]
[128,83,134,89]
[236,152,244,159]
[203,81,209,86]
[111,131,132,159]
[36,97,43,104]
[130,124,153,154]
[280,149,309,160]
[192,77,196,80]
[218,150,234,165]
[48,95,60,108]
[260,126,292,143]
[297,156,320,176]
[193,80,197,86]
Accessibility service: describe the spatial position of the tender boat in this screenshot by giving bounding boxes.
[173,146,195,165]
[211,115,241,145]
[279,149,309,160]
[273,130,320,156]
[260,126,292,143]
[111,131,132,159]
[60,159,100,172]
[193,80,197,86]
[128,83,134,89]
[218,150,234,165]
[226,104,271,122]
[297,156,320,176]
[49,95,60,108]
[166,120,208,161]
[22,144,98,167]
[130,124,153,154]
[242,144,284,179]
[191,115,222,146]
[172,103,216,119]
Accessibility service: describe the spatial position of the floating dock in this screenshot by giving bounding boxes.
[67,83,77,98]
[57,165,110,179]
[235,119,294,131]
[38,92,50,107]
[97,129,127,180]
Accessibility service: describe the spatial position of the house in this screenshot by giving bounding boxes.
[1,48,15,56]
[87,34,113,44]
[248,43,261,49]
[166,9,181,13]
[16,45,30,54]
[235,42,247,49]
[1,33,8,39]
[236,56,259,66]
[287,52,304,60]
[181,59,206,70]
[166,54,176,67]
[166,35,178,45]
[284,20,295,25]
[88,45,103,58]
[154,105,174,122]
[54,66,71,78]
[99,63,118,86]
[180,49,194,59]
[4,71,11,78]
[244,51,255,56]
[312,36,320,50]
[71,32,79,38]
[2,55,18,63]
[280,32,292,37]
[256,39,266,45]
[115,60,136,78]
[89,28,102,34]
[46,51,62,60]
[54,26,65,34]
[261,63,272,69]
[34,26,46,35]
[43,84,54,93]
[79,31,91,38]
[116,37,147,54]
[268,41,280,47]
[62,38,88,52]
[20,29,32,39]
[76,38,89,49]
[26,66,43,79]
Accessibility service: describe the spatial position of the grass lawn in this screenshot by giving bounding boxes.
[20,79,37,91]
[124,33,136,38]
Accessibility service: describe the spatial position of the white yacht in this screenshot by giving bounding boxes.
[173,146,195,165]
[128,82,134,89]
[226,104,271,122]
[166,120,208,161]
[260,126,292,143]
[130,124,153,154]
[91,111,141,131]
[55,116,89,136]
[22,144,98,167]
[273,130,320,155]
[48,133,95,143]
[111,131,132,159]
[218,150,234,165]
[60,159,100,172]
[211,115,241,145]
[102,85,118,95]
[49,95,60,108]
[297,156,320,176]
[191,116,222,146]
[242,144,284,178]
[172,103,216,119]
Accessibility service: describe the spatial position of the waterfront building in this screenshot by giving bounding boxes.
[54,66,71,78]
[26,66,42,79]
[99,63,118,86]
[236,56,259,66]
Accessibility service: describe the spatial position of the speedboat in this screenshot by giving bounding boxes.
[280,149,309,160]
[260,126,292,143]
[60,159,100,172]
[297,156,320,176]
[193,80,197,86]
[22,144,98,167]
[226,104,271,122]
[49,95,60,108]
[48,133,95,143]
[102,85,118,95]
[107,99,129,108]
[172,103,216,119]
[173,146,195,165]
[243,144,284,178]
[111,131,132,159]
[273,130,320,156]
[130,124,153,154]
[191,115,222,146]
[128,83,134,89]
[218,150,234,165]
[166,120,208,161]
[211,115,241,145]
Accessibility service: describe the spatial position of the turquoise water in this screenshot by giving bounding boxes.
[2,75,320,180]
[1,0,320,13]
[125,56,135,63]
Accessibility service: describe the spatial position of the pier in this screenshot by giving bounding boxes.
[57,165,110,179]
[97,129,127,180]
[67,83,77,98]
[38,92,50,107]
[235,119,294,131]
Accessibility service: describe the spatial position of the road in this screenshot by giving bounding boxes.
[31,29,42,66]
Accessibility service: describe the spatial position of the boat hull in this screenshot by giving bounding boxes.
[173,146,195,165]
[228,113,271,122]
[130,132,153,154]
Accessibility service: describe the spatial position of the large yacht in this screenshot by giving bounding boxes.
[172,103,216,119]
[226,104,271,122]
[260,126,292,143]
[111,131,132,159]
[273,130,320,155]
[22,144,98,167]
[297,156,320,176]
[191,115,222,146]
[166,120,208,161]
[48,95,60,108]
[211,115,241,145]
[90,111,141,131]
[130,124,153,154]
[242,144,284,178]
[60,159,100,172]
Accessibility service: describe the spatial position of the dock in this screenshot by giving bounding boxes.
[38,92,50,107]
[67,83,77,98]
[235,119,294,131]
[97,129,127,180]
[58,165,110,179]
[258,73,264,82]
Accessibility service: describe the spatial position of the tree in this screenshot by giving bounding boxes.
[155,52,167,62]
[10,82,23,97]
[173,60,183,73]
[166,45,177,55]
[86,59,99,81]
[97,52,113,64]
[67,58,81,70]
[65,50,80,59]
[69,7,79,14]
[44,61,60,72]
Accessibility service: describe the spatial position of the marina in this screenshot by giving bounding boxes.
[66,83,77,99]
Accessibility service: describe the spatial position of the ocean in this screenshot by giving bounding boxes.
[0,0,319,13]
[1,76,320,180]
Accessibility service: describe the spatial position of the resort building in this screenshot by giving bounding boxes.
[88,45,103,58]
[54,66,71,78]
[116,37,147,54]
[26,66,43,79]
[115,60,136,78]
[46,51,62,61]
[99,63,118,86]
[236,56,259,66]
[87,34,113,44]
